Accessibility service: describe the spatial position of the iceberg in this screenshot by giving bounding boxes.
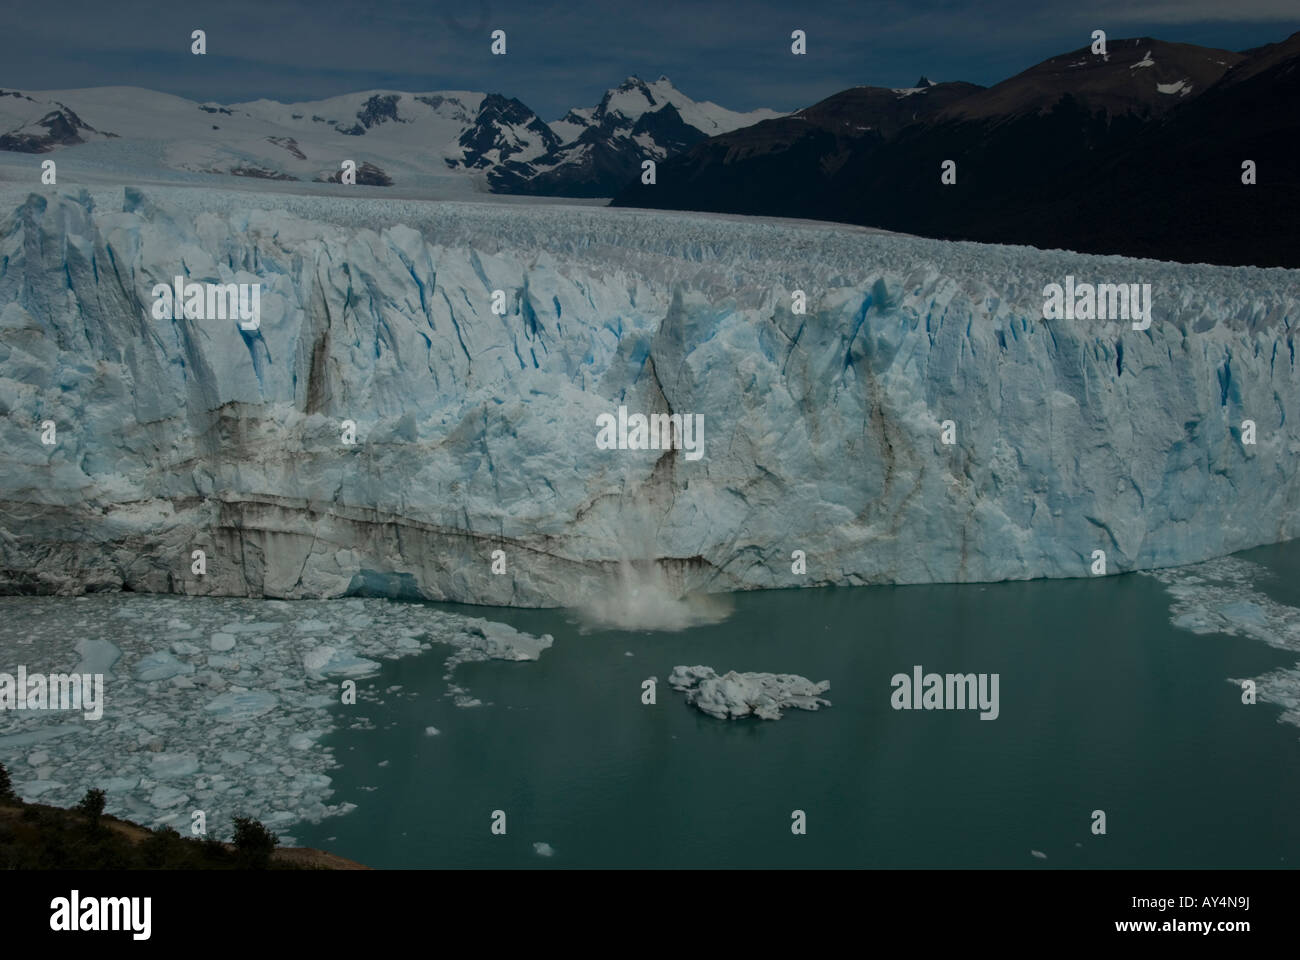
[301,645,381,680]
[668,664,831,720]
[134,651,195,682]
[1,186,1298,605]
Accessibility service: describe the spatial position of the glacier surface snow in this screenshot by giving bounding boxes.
[0,185,1298,605]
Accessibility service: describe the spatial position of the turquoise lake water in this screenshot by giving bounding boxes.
[292,543,1300,868]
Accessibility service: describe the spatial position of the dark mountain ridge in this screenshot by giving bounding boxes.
[613,33,1300,268]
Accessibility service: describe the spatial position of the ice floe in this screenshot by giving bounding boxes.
[0,594,553,840]
[1148,557,1300,729]
[667,665,831,720]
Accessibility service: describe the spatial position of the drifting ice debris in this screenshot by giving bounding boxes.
[0,593,554,836]
[203,689,280,721]
[74,638,121,678]
[443,620,554,669]
[134,651,195,682]
[667,665,831,720]
[302,645,381,680]
[1148,557,1300,730]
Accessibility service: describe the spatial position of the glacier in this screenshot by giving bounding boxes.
[0,184,1298,605]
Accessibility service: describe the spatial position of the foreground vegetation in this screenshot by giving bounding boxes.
[0,761,364,869]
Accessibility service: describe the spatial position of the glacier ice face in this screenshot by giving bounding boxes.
[0,185,1298,605]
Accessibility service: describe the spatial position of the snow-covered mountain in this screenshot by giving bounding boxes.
[0,79,778,197]
[2,185,1297,605]
[0,86,532,191]
[0,90,117,153]
[491,76,783,196]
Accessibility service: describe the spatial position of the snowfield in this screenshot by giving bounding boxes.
[0,184,1298,605]
[0,79,782,198]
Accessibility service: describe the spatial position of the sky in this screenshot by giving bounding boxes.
[3,0,1298,119]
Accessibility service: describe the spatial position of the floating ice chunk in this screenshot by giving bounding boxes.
[461,619,554,661]
[75,637,121,678]
[1031,850,1047,859]
[132,712,175,734]
[149,785,189,808]
[204,689,279,721]
[210,633,236,651]
[533,842,555,857]
[424,726,440,736]
[135,651,196,682]
[1171,612,1217,634]
[218,621,278,634]
[295,619,334,634]
[220,749,252,765]
[149,752,199,779]
[171,641,201,656]
[1218,600,1268,627]
[99,776,140,793]
[302,645,381,680]
[19,780,67,800]
[668,664,831,720]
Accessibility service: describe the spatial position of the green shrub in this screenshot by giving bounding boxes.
[76,788,106,824]
[0,762,16,804]
[141,825,182,868]
[231,815,279,869]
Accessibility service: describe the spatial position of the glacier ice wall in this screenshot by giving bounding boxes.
[0,186,1298,605]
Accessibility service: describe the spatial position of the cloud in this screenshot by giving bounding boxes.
[1095,0,1300,23]
[0,0,1295,117]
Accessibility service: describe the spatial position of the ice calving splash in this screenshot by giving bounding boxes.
[574,556,732,632]
[573,493,731,632]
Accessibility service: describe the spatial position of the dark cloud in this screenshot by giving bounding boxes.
[2,0,1296,118]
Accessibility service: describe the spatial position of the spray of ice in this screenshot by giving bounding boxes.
[573,488,731,632]
[575,555,732,632]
